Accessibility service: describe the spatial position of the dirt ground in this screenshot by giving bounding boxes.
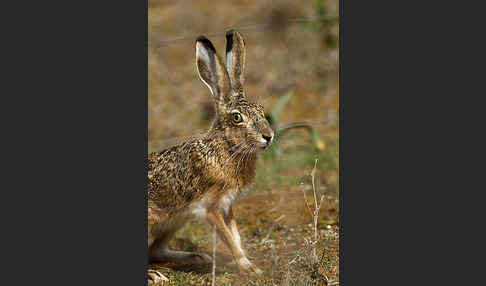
[148,0,339,284]
[148,165,339,286]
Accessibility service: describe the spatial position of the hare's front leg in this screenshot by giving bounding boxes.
[206,207,263,276]
[225,206,263,276]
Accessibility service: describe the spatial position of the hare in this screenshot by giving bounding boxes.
[147,30,274,284]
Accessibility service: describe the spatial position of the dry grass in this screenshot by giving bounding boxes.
[148,0,339,284]
[148,162,339,285]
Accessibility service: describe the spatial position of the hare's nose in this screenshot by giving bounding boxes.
[262,134,273,143]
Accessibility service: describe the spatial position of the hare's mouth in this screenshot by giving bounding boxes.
[257,135,273,150]
[258,141,272,150]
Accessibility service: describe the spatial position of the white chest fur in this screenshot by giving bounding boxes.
[218,187,239,214]
[189,187,246,219]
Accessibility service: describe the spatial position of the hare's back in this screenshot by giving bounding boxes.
[147,142,214,215]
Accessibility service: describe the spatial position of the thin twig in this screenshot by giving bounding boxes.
[300,183,313,217]
[311,158,319,263]
[260,222,277,245]
[211,224,216,286]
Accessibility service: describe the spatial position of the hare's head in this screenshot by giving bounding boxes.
[196,30,274,151]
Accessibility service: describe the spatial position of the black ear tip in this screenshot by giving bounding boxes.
[196,36,216,53]
[226,29,237,37]
[226,32,234,53]
[225,29,244,46]
[196,35,208,42]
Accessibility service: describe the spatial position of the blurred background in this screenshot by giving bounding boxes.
[149,0,339,284]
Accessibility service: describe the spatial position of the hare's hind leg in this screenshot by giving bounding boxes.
[150,235,212,264]
[149,219,212,264]
[148,211,170,284]
[151,248,212,264]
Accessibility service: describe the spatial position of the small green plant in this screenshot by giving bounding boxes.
[254,90,338,193]
[264,90,326,160]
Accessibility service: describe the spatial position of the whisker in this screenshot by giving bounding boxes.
[224,144,248,167]
[222,142,245,164]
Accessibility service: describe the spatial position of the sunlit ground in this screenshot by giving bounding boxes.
[148,0,339,284]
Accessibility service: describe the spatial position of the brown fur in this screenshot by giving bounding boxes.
[147,30,273,282]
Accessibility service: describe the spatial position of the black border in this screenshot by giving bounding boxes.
[4,1,148,284]
[339,0,473,284]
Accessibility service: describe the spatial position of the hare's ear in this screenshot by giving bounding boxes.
[196,36,231,105]
[225,29,246,89]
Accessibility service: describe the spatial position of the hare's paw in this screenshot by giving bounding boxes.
[237,257,263,276]
[148,269,168,285]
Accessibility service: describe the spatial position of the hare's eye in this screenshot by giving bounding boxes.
[232,113,243,123]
